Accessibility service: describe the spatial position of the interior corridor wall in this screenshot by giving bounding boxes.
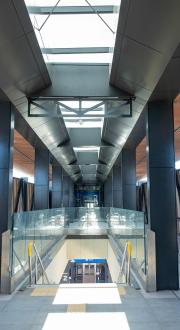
[43,241,68,284]
[66,239,108,259]
[44,239,120,284]
[107,241,120,282]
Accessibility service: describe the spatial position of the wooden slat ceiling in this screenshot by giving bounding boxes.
[136,137,147,181]
[13,130,52,180]
[13,130,35,177]
[136,97,180,180]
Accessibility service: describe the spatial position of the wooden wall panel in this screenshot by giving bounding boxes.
[13,129,34,177]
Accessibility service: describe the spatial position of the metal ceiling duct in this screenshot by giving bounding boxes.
[97,100,142,181]
[98,0,180,181]
[0,0,81,181]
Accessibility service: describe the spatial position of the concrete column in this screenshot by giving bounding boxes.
[0,102,14,291]
[147,100,178,290]
[52,160,62,208]
[34,144,49,210]
[104,171,113,206]
[121,147,136,210]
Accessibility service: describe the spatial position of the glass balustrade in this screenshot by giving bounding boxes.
[11,207,146,285]
[109,208,145,273]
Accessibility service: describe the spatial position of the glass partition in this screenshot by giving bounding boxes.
[64,207,110,230]
[12,208,66,276]
[11,207,145,284]
[109,208,145,273]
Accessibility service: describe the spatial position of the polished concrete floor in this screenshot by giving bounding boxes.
[0,284,180,329]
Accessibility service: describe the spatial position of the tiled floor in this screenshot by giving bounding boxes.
[0,284,180,329]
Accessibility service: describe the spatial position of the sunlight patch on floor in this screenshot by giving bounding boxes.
[42,312,130,330]
[53,285,122,305]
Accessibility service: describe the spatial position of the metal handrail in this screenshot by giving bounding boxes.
[13,250,26,275]
[28,242,50,285]
[117,241,132,285]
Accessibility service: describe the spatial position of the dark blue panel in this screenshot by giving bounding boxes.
[147,100,178,290]
[72,259,106,263]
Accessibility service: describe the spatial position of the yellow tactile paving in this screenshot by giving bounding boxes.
[67,304,86,312]
[117,287,126,295]
[31,287,58,296]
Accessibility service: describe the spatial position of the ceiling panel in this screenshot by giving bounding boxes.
[69,128,101,147]
[76,152,98,165]
[81,165,97,175]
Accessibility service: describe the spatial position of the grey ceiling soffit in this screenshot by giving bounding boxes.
[100,0,180,179]
[0,0,81,181]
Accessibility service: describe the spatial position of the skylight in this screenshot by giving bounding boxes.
[74,146,100,152]
[58,100,105,129]
[25,0,120,64]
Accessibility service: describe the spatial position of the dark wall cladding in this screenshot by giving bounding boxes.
[75,184,103,207]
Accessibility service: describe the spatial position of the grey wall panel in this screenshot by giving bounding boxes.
[0,102,14,283]
[112,166,122,190]
[112,190,123,208]
[112,159,123,208]
[148,101,174,168]
[122,148,136,210]
[52,162,62,208]
[104,172,113,207]
[34,186,49,210]
[122,185,136,211]
[34,147,49,210]
[62,174,70,207]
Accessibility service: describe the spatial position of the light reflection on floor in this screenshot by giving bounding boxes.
[1,284,179,329]
[42,312,130,330]
[53,283,122,305]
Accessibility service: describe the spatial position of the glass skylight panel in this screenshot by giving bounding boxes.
[25,0,120,64]
[33,14,116,48]
[59,99,104,128]
[25,0,93,7]
[64,119,103,128]
[86,0,120,4]
[74,146,100,152]
[59,100,79,108]
[43,53,113,63]
[81,101,103,108]
[26,0,120,7]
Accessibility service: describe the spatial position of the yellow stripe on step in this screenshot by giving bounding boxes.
[31,287,58,296]
[67,304,86,312]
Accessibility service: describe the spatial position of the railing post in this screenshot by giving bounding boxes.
[146,229,156,292]
[35,254,38,285]
[127,241,132,284]
[0,230,11,294]
[28,242,33,286]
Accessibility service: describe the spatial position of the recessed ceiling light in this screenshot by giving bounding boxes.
[74,146,100,152]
